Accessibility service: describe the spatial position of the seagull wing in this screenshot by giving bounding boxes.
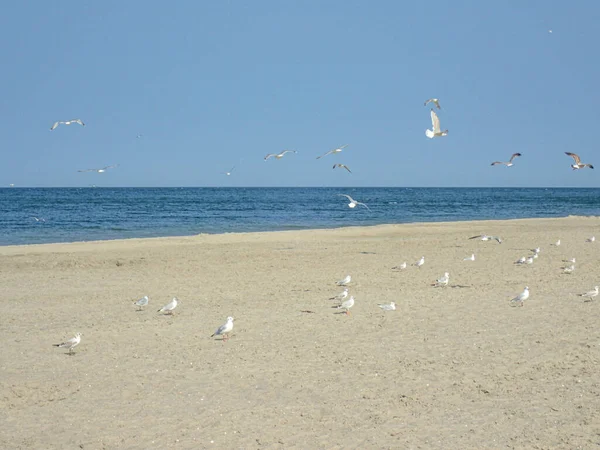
[264,153,275,160]
[430,109,441,133]
[509,153,522,163]
[317,150,332,159]
[490,161,506,166]
[468,235,483,240]
[77,169,95,172]
[338,194,355,202]
[102,165,118,170]
[565,152,581,165]
[357,201,370,210]
[50,122,60,130]
[71,119,85,126]
[342,164,352,173]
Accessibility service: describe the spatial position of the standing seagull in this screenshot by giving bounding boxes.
[336,275,351,286]
[133,295,149,311]
[264,150,297,161]
[332,163,352,173]
[316,144,348,159]
[392,262,407,270]
[211,316,234,341]
[565,152,594,170]
[510,286,530,307]
[330,287,349,301]
[378,302,396,311]
[586,236,595,243]
[337,295,355,315]
[424,98,441,109]
[414,256,425,268]
[50,119,85,130]
[432,272,450,287]
[578,286,599,301]
[463,254,475,261]
[491,153,522,167]
[53,332,81,354]
[425,109,448,139]
[338,194,369,210]
[77,165,118,173]
[158,297,178,315]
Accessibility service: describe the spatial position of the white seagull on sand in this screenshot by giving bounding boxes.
[510,286,530,307]
[337,295,355,315]
[332,163,352,173]
[491,153,522,167]
[565,152,594,170]
[525,256,534,265]
[378,302,396,311]
[553,239,561,246]
[264,150,297,161]
[338,194,369,210]
[78,165,118,173]
[316,144,348,159]
[579,286,599,301]
[158,297,178,315]
[330,287,349,300]
[336,275,351,286]
[586,236,595,243]
[432,272,450,287]
[211,316,234,341]
[50,119,85,130]
[134,295,149,310]
[53,332,81,354]
[562,265,575,274]
[392,262,407,270]
[425,109,448,139]
[463,254,475,261]
[424,98,441,109]
[469,234,502,244]
[414,256,425,268]
[514,256,526,264]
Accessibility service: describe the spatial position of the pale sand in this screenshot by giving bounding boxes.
[1,217,600,449]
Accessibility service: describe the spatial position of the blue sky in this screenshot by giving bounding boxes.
[1,1,598,187]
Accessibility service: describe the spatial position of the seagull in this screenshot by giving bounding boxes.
[525,256,534,265]
[9,184,14,187]
[531,247,541,254]
[432,272,450,287]
[565,152,594,170]
[158,297,178,315]
[53,332,81,354]
[332,163,352,173]
[50,119,85,130]
[586,236,595,243]
[562,265,575,274]
[211,316,234,341]
[330,287,349,300]
[336,275,351,286]
[491,153,522,167]
[469,234,502,244]
[133,295,149,311]
[337,295,355,315]
[223,166,235,176]
[338,194,369,210]
[510,286,530,307]
[378,302,396,311]
[136,134,143,139]
[32,217,46,222]
[78,165,118,173]
[316,144,348,159]
[424,98,441,109]
[463,254,475,261]
[425,109,448,139]
[532,253,539,259]
[553,239,561,246]
[414,256,425,269]
[514,256,526,264]
[563,257,576,264]
[392,262,407,270]
[579,286,599,301]
[264,150,297,161]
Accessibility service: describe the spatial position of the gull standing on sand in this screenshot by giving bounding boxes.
[514,256,526,264]
[425,109,448,139]
[158,297,178,315]
[532,247,541,254]
[338,194,369,210]
[316,144,348,159]
[578,286,599,301]
[392,262,407,270]
[413,256,425,269]
[337,295,355,315]
[463,254,475,261]
[433,272,450,287]
[134,295,149,311]
[424,98,441,109]
[563,257,576,264]
[562,265,575,274]
[336,275,351,286]
[211,316,234,341]
[565,152,594,170]
[264,150,297,161]
[510,286,530,307]
[587,236,595,243]
[78,165,118,173]
[50,119,85,130]
[553,239,561,246]
[332,163,352,173]
[491,153,522,167]
[330,287,349,301]
[378,302,396,311]
[525,256,534,265]
[53,332,81,354]
[469,234,502,243]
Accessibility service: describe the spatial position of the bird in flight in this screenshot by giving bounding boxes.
[425,109,448,138]
[424,98,441,109]
[223,166,235,176]
[50,119,85,130]
[491,153,522,167]
[469,234,502,244]
[32,217,46,222]
[316,144,348,159]
[332,163,352,173]
[338,194,369,210]
[264,150,297,161]
[565,152,594,170]
[78,165,118,173]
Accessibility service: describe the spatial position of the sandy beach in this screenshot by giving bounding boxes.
[1,216,599,449]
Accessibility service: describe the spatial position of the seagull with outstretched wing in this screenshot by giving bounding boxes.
[565,152,594,170]
[491,153,522,167]
[425,109,448,138]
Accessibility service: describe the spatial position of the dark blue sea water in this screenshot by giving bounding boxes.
[1,187,599,246]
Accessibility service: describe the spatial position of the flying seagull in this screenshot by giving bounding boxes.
[332,163,352,173]
[158,297,178,315]
[211,316,234,341]
[316,144,348,159]
[50,119,85,130]
[338,194,369,210]
[565,152,594,170]
[424,98,441,109]
[425,109,448,139]
[53,332,81,354]
[77,165,118,173]
[32,217,46,222]
[264,150,297,161]
[223,166,235,176]
[491,153,522,167]
[469,234,502,244]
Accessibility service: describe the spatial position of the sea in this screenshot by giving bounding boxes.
[1,187,599,246]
